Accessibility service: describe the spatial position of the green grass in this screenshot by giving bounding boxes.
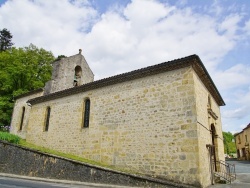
[0,131,21,144]
[0,132,112,168]
[19,139,111,168]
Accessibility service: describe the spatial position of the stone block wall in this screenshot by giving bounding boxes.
[44,54,94,95]
[193,71,224,187]
[234,125,250,160]
[10,90,43,139]
[25,66,203,187]
[0,140,197,188]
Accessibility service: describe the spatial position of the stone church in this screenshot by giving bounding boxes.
[10,50,225,187]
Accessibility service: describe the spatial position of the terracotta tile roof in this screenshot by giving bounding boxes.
[28,54,225,106]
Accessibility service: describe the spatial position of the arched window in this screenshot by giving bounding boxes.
[73,66,82,86]
[19,107,25,131]
[83,99,90,128]
[44,107,51,131]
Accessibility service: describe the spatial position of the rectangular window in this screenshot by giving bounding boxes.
[83,99,90,128]
[246,135,248,142]
[44,107,51,131]
[19,107,25,131]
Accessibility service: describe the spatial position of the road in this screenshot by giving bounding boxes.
[226,158,250,173]
[209,159,250,188]
[0,176,122,188]
[2,159,248,188]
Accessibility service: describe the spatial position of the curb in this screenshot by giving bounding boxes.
[0,173,136,188]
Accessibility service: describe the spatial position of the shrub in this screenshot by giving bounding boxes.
[0,131,21,144]
[0,125,10,132]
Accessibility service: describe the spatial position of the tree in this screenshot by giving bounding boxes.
[0,28,14,52]
[223,131,236,155]
[55,55,67,61]
[0,44,55,127]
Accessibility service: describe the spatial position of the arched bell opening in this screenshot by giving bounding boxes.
[74,66,82,86]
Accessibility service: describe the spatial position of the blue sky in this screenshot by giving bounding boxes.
[0,0,249,133]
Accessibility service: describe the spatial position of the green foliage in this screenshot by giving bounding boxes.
[0,44,55,127]
[223,131,236,154]
[55,55,67,61]
[0,96,13,127]
[19,140,107,166]
[0,28,14,52]
[0,124,11,132]
[0,131,21,144]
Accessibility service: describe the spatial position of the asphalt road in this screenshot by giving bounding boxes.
[0,176,120,188]
[226,158,250,173]
[1,159,249,188]
[209,159,250,188]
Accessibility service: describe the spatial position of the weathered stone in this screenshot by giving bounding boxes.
[10,53,225,188]
[179,154,186,160]
[0,141,192,188]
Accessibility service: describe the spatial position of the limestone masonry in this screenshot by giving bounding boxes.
[10,50,225,187]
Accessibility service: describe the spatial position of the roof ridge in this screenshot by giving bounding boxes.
[27,54,224,106]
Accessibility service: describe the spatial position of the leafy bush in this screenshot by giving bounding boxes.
[0,125,10,132]
[0,131,21,144]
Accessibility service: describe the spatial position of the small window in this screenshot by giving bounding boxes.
[238,136,241,144]
[44,107,51,131]
[246,135,248,142]
[19,107,25,131]
[83,99,90,128]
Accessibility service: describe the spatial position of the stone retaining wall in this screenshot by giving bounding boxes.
[0,140,196,188]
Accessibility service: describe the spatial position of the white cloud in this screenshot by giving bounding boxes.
[1,0,250,132]
[0,0,243,73]
[209,0,223,16]
[83,0,243,79]
[0,0,97,55]
[222,87,250,133]
[219,14,242,39]
[214,64,250,91]
[244,19,250,36]
[124,0,171,27]
[223,107,248,119]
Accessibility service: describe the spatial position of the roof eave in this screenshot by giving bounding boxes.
[28,55,225,107]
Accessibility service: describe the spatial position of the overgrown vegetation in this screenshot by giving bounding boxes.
[0,131,106,166]
[0,131,21,144]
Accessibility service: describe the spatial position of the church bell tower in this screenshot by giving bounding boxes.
[44,49,94,95]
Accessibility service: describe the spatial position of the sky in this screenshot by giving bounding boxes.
[0,0,249,134]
